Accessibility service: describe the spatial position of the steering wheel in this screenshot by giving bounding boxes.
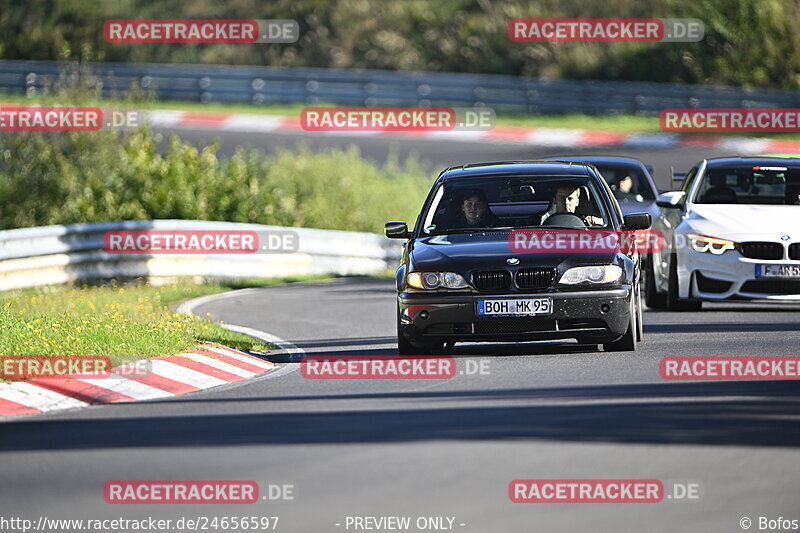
[541,212,586,228]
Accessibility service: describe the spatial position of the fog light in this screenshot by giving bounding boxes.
[419,310,429,320]
[600,304,611,313]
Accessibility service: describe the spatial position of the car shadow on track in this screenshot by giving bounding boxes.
[291,336,601,356]
[268,336,602,361]
[3,381,799,451]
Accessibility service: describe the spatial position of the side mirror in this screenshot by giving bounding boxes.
[623,213,652,230]
[656,191,686,209]
[385,221,411,239]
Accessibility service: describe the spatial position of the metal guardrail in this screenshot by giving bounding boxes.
[1,60,799,115]
[0,220,402,291]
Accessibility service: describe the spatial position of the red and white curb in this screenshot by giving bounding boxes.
[0,344,276,418]
[146,110,800,154]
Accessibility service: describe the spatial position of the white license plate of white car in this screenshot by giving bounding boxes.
[477,298,552,316]
[756,265,800,278]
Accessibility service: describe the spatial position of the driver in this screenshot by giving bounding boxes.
[539,185,604,226]
[613,175,644,201]
[786,185,800,205]
[617,175,634,194]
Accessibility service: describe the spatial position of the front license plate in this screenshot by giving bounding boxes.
[756,264,800,278]
[477,298,552,316]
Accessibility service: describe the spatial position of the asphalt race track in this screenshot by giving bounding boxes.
[1,132,799,532]
[2,277,799,532]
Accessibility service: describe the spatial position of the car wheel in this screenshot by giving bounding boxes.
[667,252,702,311]
[644,257,667,309]
[636,282,644,343]
[396,307,442,355]
[603,292,637,352]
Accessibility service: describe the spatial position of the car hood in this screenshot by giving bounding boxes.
[686,205,800,241]
[410,232,617,272]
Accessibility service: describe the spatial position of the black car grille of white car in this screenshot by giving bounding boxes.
[790,243,800,261]
[741,279,800,295]
[515,268,556,290]
[738,242,784,260]
[472,270,512,291]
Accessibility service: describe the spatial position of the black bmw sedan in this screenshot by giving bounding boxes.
[385,161,652,354]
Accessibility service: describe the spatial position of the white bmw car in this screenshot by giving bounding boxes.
[646,157,800,310]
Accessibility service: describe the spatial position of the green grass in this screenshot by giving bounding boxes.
[0,275,332,373]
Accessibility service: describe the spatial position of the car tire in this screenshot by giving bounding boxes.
[603,293,637,352]
[636,282,644,343]
[667,252,702,311]
[644,257,667,309]
[397,307,442,355]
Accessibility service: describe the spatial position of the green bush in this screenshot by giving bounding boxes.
[0,126,432,233]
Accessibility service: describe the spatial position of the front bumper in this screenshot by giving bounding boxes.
[399,287,631,344]
[680,248,800,302]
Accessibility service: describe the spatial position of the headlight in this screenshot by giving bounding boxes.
[559,265,623,285]
[407,271,469,290]
[688,234,735,255]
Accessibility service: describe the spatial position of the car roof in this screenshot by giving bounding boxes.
[439,160,596,181]
[541,155,646,166]
[704,156,800,167]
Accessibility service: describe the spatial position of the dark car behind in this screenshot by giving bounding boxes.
[542,155,660,222]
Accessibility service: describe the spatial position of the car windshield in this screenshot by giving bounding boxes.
[694,165,800,205]
[420,175,611,235]
[592,164,655,202]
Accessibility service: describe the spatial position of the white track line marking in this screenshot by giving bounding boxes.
[178,288,305,381]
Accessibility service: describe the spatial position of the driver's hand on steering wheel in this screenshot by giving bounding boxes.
[583,215,604,226]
